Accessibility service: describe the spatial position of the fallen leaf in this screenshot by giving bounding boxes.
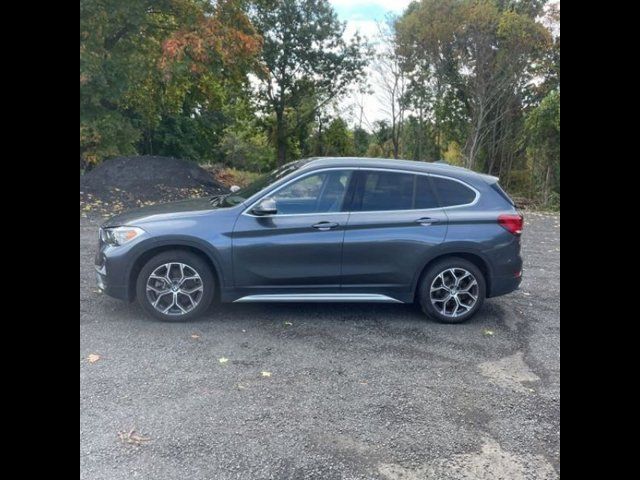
[118,428,151,446]
[483,329,495,337]
[261,371,271,377]
[87,354,101,363]
[219,357,229,364]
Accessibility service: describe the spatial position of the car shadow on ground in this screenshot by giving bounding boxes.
[108,295,508,328]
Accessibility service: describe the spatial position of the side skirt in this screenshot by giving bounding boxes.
[233,293,404,303]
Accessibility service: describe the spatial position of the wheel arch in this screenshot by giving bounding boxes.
[412,250,492,301]
[127,239,224,302]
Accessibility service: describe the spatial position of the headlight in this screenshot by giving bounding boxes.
[101,226,145,246]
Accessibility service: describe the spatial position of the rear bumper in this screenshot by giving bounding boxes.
[488,272,522,298]
[485,232,523,298]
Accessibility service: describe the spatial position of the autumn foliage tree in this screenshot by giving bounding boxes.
[80,0,262,165]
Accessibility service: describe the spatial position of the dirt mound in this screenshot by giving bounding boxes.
[80,156,229,216]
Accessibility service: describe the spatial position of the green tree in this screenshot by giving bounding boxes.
[524,89,559,206]
[323,118,355,156]
[395,0,465,159]
[251,0,369,165]
[221,121,276,172]
[396,0,551,170]
[353,127,371,156]
[80,0,262,165]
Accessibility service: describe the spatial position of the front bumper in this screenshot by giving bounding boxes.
[95,264,130,300]
[95,229,138,301]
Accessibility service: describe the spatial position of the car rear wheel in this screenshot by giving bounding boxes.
[136,250,214,321]
[418,257,486,324]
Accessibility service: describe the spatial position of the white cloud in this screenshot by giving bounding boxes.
[333,2,407,125]
[343,19,379,40]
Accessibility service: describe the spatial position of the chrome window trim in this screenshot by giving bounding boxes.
[241,166,480,218]
[348,168,480,213]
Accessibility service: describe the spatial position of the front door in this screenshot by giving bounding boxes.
[232,169,354,293]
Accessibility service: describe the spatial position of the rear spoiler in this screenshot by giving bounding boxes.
[488,179,515,206]
[478,173,499,184]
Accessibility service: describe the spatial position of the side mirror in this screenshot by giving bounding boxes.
[251,197,277,216]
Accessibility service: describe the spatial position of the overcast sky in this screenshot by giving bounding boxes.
[328,0,559,126]
[328,0,413,125]
[331,0,413,39]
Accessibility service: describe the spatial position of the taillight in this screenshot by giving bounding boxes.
[498,213,523,236]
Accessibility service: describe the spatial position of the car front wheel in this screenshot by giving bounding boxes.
[136,250,214,321]
[418,257,486,324]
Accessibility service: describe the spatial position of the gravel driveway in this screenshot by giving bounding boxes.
[80,212,560,480]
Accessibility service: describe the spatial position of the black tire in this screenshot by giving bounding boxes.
[136,250,215,322]
[418,257,486,324]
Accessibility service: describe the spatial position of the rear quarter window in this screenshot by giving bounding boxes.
[431,177,477,207]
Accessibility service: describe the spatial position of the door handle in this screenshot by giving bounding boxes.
[312,221,339,231]
[415,217,433,226]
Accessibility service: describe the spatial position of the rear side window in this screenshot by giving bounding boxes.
[431,177,476,207]
[352,171,439,211]
[415,176,439,209]
[359,171,414,211]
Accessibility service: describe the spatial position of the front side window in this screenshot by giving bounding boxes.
[270,170,352,214]
[353,170,439,211]
[220,160,310,207]
[431,177,476,207]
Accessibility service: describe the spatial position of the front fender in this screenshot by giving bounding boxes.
[125,234,230,295]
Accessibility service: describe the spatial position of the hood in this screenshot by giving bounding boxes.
[101,198,219,228]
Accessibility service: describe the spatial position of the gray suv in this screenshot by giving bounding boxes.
[95,157,523,323]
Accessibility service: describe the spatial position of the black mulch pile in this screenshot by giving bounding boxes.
[80,156,229,218]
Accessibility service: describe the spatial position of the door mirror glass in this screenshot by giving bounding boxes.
[252,197,278,216]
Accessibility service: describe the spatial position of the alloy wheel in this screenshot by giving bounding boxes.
[146,262,204,316]
[429,268,479,318]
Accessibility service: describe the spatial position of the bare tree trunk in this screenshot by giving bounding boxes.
[487,113,499,174]
[466,116,482,169]
[417,106,423,161]
[435,78,442,159]
[276,108,286,166]
[543,164,551,206]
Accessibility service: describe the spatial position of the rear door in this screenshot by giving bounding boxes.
[341,169,448,299]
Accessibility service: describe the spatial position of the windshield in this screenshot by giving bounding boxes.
[218,160,310,207]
